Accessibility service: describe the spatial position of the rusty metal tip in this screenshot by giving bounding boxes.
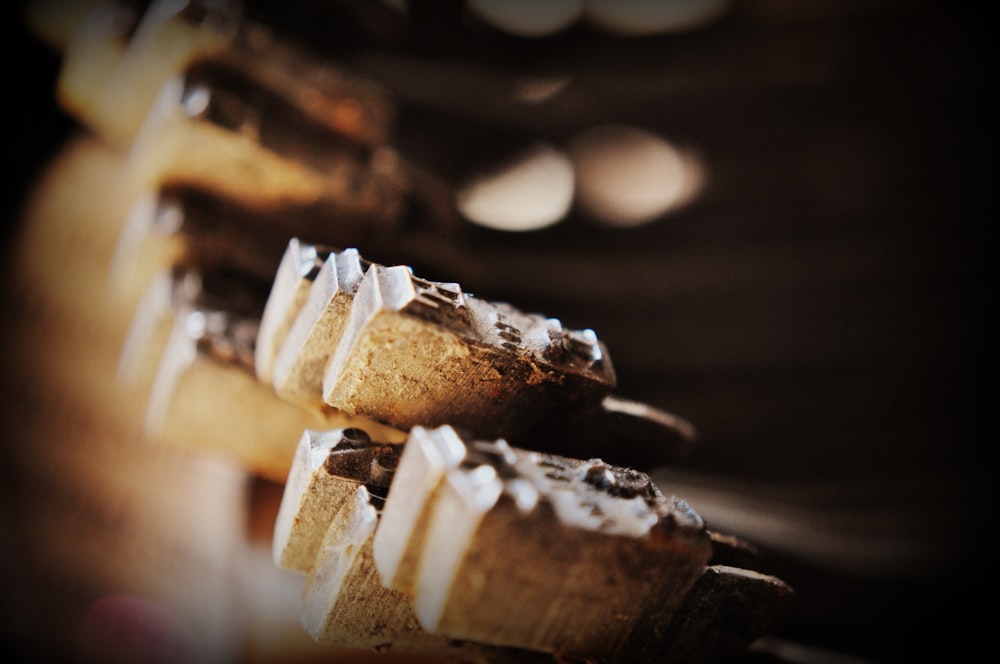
[339,427,372,448]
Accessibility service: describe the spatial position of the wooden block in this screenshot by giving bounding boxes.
[53,1,231,148]
[372,425,468,593]
[375,426,712,659]
[272,248,368,408]
[128,271,401,481]
[303,486,553,663]
[272,427,402,574]
[124,28,407,220]
[255,239,333,385]
[322,264,616,441]
[302,486,440,652]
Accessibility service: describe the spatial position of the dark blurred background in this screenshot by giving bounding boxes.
[3,1,996,662]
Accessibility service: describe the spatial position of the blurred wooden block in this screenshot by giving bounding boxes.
[123,22,407,220]
[50,1,232,148]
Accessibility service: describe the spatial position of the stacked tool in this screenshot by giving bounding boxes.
[13,1,793,661]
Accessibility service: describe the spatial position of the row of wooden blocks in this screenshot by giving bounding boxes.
[23,4,793,660]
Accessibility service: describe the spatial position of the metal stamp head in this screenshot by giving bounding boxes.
[609,465,659,500]
[192,309,258,372]
[580,459,616,491]
[179,81,213,119]
[324,445,370,478]
[369,444,402,488]
[541,322,605,371]
[295,243,332,282]
[176,56,264,137]
[534,453,577,483]
[468,439,519,478]
[337,427,372,450]
[566,328,604,365]
[151,193,185,236]
[406,275,471,328]
[658,497,706,535]
[322,430,403,487]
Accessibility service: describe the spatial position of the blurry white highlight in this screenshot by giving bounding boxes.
[457,143,575,232]
[569,124,705,228]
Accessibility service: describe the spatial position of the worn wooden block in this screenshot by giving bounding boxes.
[272,249,369,409]
[255,239,334,385]
[124,24,408,222]
[372,425,468,593]
[302,486,554,663]
[375,425,712,659]
[114,184,390,289]
[121,264,400,481]
[301,486,443,652]
[322,264,616,441]
[52,0,233,148]
[272,427,403,574]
